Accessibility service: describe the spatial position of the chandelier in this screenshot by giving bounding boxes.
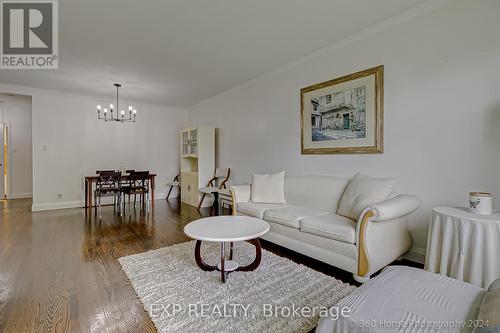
[96,83,137,123]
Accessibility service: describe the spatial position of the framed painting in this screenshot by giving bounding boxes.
[300,65,384,154]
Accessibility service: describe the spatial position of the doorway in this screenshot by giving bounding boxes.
[342,113,350,129]
[0,93,33,200]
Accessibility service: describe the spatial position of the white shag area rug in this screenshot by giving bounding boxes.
[118,241,355,333]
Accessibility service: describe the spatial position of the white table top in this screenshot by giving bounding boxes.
[433,206,500,223]
[184,216,270,242]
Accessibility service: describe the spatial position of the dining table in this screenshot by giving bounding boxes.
[84,173,156,214]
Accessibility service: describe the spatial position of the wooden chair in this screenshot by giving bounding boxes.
[198,168,231,211]
[97,170,122,207]
[120,169,135,194]
[166,174,180,200]
[122,171,150,214]
[94,171,122,219]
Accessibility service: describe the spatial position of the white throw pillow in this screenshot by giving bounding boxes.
[337,173,396,220]
[251,171,286,204]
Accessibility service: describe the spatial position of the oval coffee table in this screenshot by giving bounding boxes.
[184,216,270,283]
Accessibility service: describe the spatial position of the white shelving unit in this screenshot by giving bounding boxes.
[180,126,215,207]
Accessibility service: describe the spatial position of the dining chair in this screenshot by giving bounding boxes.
[122,170,144,206]
[166,174,180,200]
[94,171,122,219]
[96,170,119,207]
[122,171,150,214]
[120,169,135,193]
[198,168,231,211]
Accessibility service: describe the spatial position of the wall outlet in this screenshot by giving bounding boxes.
[42,145,48,151]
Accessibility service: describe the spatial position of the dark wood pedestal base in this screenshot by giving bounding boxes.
[194,239,262,283]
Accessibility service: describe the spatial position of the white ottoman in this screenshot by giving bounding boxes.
[317,266,486,333]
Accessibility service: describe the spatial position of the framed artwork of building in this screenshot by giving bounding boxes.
[300,65,384,154]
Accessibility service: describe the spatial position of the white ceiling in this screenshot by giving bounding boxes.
[0,0,428,107]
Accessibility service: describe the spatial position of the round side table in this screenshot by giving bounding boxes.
[425,206,500,288]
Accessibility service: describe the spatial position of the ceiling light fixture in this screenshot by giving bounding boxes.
[96,83,137,123]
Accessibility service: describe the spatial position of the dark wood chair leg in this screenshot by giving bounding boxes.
[212,192,219,216]
[166,186,173,200]
[198,193,206,209]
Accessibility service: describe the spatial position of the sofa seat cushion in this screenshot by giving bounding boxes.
[300,214,357,244]
[264,206,329,229]
[237,202,288,219]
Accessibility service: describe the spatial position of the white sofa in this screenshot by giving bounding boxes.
[230,175,420,282]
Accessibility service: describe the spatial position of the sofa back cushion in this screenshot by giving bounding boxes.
[284,176,349,213]
[251,171,286,204]
[337,173,396,220]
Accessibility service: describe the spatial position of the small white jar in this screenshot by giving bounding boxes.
[469,192,492,215]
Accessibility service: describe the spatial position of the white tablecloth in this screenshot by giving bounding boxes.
[425,206,500,288]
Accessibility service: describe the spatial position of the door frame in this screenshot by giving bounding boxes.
[0,123,12,199]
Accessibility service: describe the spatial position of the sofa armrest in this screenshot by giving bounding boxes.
[356,194,419,278]
[230,185,251,204]
[230,185,251,216]
[489,277,500,291]
[370,194,420,221]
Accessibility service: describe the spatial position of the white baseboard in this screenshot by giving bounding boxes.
[155,193,167,200]
[404,246,426,264]
[9,192,33,199]
[31,195,168,212]
[32,200,83,211]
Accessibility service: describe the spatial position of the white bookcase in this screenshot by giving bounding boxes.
[180,126,215,207]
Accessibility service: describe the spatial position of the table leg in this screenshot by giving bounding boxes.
[220,242,226,283]
[237,239,262,272]
[151,176,155,208]
[89,180,94,212]
[84,179,88,214]
[87,180,92,212]
[194,240,217,271]
[194,239,261,283]
[93,181,97,216]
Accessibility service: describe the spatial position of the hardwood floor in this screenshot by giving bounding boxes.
[0,198,420,333]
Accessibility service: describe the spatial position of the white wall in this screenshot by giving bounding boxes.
[30,92,188,210]
[188,0,500,259]
[0,82,188,211]
[0,93,32,198]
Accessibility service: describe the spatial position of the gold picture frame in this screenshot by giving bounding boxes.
[301,65,384,154]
